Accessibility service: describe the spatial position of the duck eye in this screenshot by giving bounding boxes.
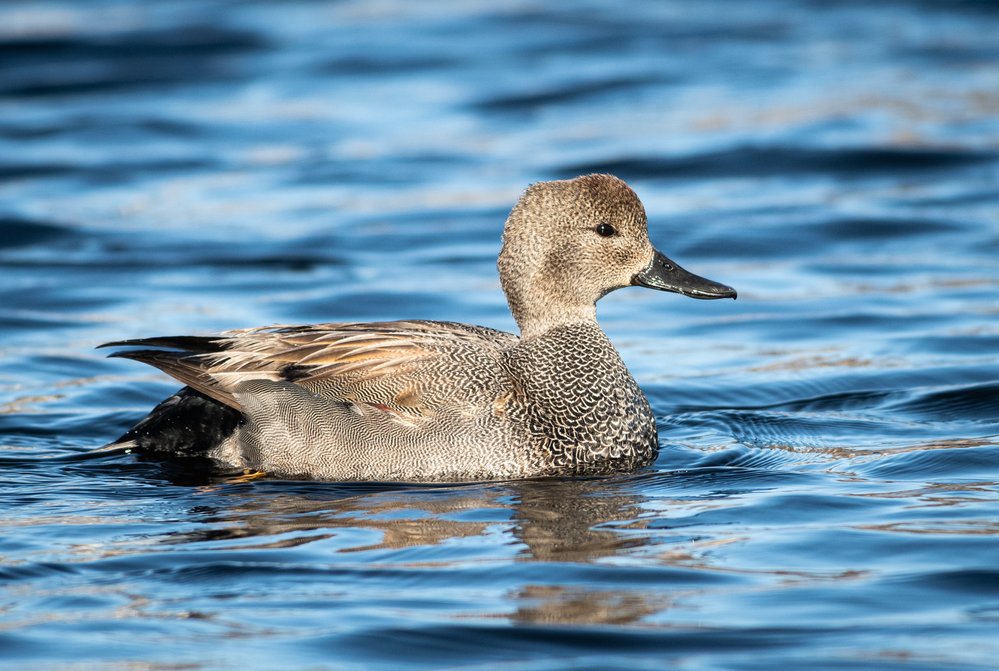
[595,222,616,237]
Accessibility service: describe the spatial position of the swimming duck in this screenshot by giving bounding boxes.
[102,174,736,481]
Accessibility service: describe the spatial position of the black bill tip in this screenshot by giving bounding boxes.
[633,250,737,300]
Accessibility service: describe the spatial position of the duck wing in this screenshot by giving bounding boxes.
[101,321,518,417]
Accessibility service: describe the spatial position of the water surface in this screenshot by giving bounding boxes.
[1,1,998,669]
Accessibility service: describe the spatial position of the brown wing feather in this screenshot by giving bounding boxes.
[103,320,517,415]
[108,349,245,410]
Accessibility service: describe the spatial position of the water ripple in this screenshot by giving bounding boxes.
[558,146,999,181]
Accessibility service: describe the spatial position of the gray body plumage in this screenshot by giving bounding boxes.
[104,174,735,482]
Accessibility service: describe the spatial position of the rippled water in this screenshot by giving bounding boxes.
[2,1,999,669]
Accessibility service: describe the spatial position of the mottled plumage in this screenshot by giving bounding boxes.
[103,174,736,481]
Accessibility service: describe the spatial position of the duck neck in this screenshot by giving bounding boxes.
[505,289,598,341]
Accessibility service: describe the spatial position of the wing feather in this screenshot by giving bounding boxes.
[102,320,517,416]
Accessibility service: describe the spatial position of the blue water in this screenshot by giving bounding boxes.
[2,1,998,669]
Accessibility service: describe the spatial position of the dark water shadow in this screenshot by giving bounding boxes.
[557,145,999,181]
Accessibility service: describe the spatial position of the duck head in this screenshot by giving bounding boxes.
[498,174,736,338]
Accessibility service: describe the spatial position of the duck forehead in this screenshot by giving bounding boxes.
[572,174,646,222]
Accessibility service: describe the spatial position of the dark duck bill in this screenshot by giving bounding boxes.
[632,250,737,300]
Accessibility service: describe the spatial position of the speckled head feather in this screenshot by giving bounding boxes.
[498,174,657,338]
[101,174,736,482]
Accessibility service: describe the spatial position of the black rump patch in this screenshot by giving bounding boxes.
[113,387,243,458]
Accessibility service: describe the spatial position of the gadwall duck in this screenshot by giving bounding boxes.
[102,174,736,481]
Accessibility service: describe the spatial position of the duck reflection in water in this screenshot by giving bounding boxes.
[143,477,682,625]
